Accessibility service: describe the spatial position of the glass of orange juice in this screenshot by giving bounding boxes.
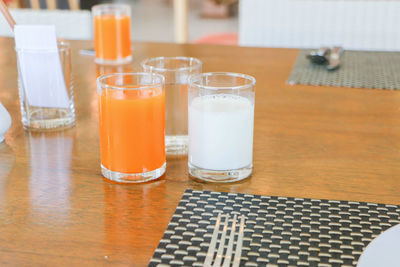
[97,73,166,183]
[92,4,132,65]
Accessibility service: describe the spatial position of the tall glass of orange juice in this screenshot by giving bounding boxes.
[92,4,132,65]
[97,73,166,183]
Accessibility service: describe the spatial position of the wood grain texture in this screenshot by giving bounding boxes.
[0,38,400,266]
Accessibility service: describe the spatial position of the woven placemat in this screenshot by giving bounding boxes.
[287,50,400,89]
[149,189,400,267]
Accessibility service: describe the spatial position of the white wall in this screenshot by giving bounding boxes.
[239,0,400,51]
[0,9,92,40]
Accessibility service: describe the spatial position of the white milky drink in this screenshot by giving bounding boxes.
[189,94,254,170]
[188,72,256,182]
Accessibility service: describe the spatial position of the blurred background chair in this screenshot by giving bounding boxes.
[239,0,400,51]
[192,0,238,45]
[8,0,80,10]
[193,32,237,45]
[174,0,238,44]
[0,0,92,40]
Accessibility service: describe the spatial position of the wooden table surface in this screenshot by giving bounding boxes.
[0,38,400,266]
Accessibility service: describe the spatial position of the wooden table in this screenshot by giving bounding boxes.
[0,38,399,266]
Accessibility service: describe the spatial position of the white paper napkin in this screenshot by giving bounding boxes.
[14,25,70,108]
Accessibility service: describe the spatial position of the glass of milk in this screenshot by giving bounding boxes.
[188,72,256,182]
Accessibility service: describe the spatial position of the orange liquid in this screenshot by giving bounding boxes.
[99,87,165,173]
[94,15,131,61]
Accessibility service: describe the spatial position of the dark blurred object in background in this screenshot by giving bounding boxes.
[80,0,101,10]
[201,0,238,18]
[213,0,237,4]
[9,0,101,9]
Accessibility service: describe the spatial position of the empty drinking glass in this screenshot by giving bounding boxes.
[142,57,202,155]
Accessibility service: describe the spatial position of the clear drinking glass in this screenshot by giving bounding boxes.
[16,42,75,130]
[141,57,202,155]
[96,64,134,78]
[92,4,132,65]
[97,73,166,183]
[188,72,256,182]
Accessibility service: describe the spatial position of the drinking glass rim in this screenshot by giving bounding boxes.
[92,3,131,12]
[188,72,256,91]
[97,72,165,91]
[141,56,202,72]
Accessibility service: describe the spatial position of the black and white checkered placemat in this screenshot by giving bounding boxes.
[149,189,400,267]
[287,50,400,90]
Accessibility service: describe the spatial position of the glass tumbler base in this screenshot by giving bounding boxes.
[101,162,166,183]
[188,162,252,183]
[95,55,132,65]
[22,107,75,131]
[166,135,188,155]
